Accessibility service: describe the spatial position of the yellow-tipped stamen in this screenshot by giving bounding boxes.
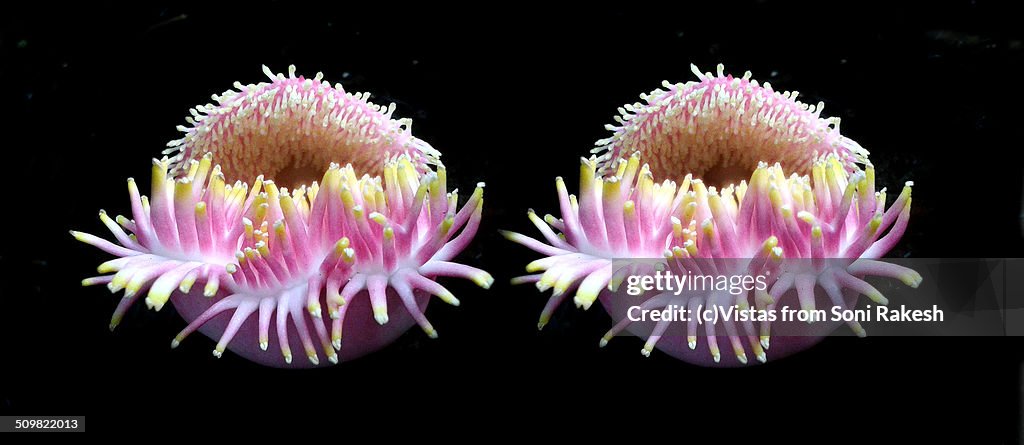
[641,341,655,357]
[203,275,220,298]
[373,306,389,326]
[734,345,748,365]
[471,271,494,289]
[178,271,198,294]
[331,331,342,351]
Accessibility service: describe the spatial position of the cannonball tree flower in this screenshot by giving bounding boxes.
[73,66,490,367]
[506,65,919,366]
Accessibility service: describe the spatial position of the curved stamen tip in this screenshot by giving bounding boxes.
[901,271,924,288]
[179,276,197,294]
[474,272,495,289]
[537,312,551,330]
[373,309,390,326]
[145,296,169,312]
[203,282,219,298]
[851,324,868,338]
[573,294,597,310]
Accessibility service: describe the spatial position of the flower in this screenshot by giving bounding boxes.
[506,64,918,366]
[74,66,489,367]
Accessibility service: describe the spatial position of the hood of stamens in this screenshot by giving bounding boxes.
[164,65,441,188]
[592,63,869,187]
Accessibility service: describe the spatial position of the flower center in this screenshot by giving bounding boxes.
[165,65,439,188]
[594,64,869,189]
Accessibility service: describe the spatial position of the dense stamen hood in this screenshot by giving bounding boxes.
[164,65,440,187]
[593,64,869,186]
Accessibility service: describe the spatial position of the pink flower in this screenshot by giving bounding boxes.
[507,65,919,366]
[74,66,490,367]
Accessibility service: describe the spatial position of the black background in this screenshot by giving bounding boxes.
[2,2,1022,440]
